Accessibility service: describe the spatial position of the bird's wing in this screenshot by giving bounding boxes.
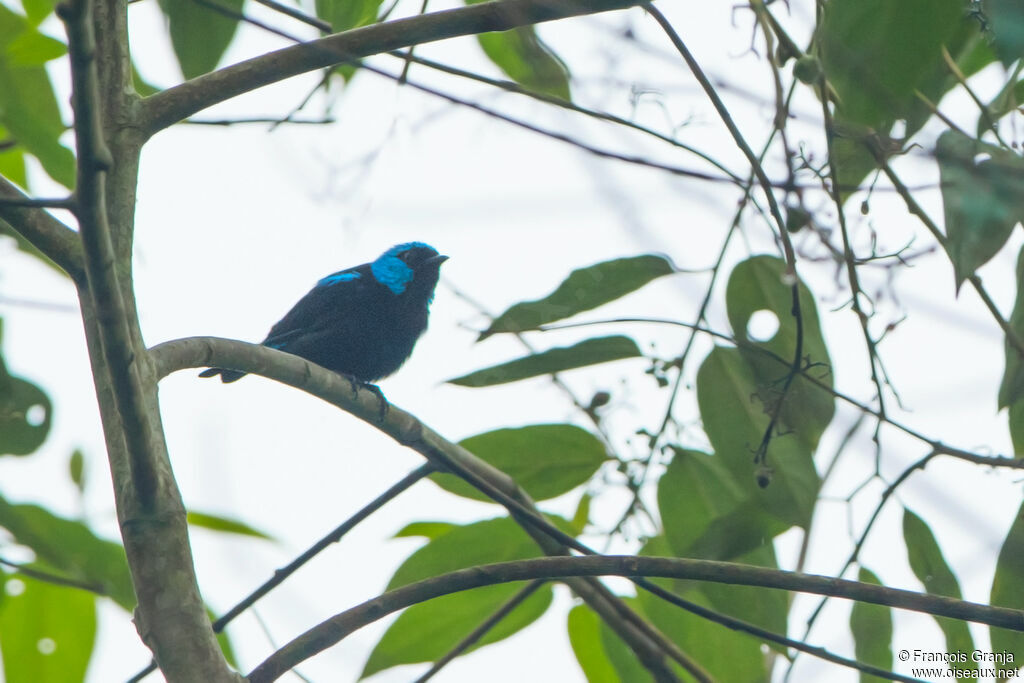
[262,263,374,348]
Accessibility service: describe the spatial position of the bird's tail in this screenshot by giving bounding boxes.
[198,367,247,383]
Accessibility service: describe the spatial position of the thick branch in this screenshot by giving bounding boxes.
[0,175,84,282]
[141,0,645,136]
[249,554,1024,681]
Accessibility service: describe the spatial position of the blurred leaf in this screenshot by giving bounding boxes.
[449,336,641,387]
[186,510,275,541]
[0,122,27,187]
[20,0,58,25]
[68,449,85,492]
[0,496,135,610]
[0,347,52,455]
[480,254,675,338]
[567,604,620,683]
[0,4,75,188]
[980,63,1024,136]
[393,521,457,540]
[1000,247,1024,408]
[820,0,967,129]
[570,492,591,535]
[0,572,96,683]
[990,499,1024,666]
[463,0,569,99]
[431,424,607,503]
[206,606,237,668]
[364,517,560,677]
[658,448,786,561]
[158,0,244,79]
[850,567,893,681]
[1010,399,1024,455]
[987,0,1024,67]
[937,131,1024,294]
[0,219,68,276]
[701,544,787,640]
[6,29,65,65]
[315,0,382,31]
[903,508,977,681]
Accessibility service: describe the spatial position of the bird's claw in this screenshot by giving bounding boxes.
[342,375,389,421]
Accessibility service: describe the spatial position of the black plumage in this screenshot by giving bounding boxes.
[200,242,447,384]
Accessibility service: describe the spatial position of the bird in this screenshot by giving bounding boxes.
[199,242,447,389]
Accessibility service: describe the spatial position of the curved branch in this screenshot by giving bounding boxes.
[248,554,1024,682]
[140,0,646,137]
[151,336,688,682]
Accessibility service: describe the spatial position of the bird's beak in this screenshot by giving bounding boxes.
[426,254,449,267]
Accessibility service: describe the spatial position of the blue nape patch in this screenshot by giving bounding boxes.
[318,271,362,287]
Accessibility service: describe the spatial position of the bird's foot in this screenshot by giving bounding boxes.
[341,375,389,421]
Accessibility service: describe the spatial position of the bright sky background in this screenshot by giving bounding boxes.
[1,1,1022,681]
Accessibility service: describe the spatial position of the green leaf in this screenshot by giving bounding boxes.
[987,0,1024,67]
[68,450,85,492]
[990,499,1024,666]
[0,123,27,187]
[820,0,969,129]
[694,256,830,528]
[186,510,275,541]
[6,29,66,65]
[429,424,603,502]
[0,496,135,610]
[570,492,591,535]
[315,0,382,32]
[1000,247,1024,408]
[21,0,58,25]
[567,604,620,683]
[1010,399,1024,455]
[902,508,978,681]
[0,5,75,188]
[431,424,607,503]
[158,0,244,79]
[392,521,457,540]
[597,597,656,683]
[937,131,1024,293]
[0,366,52,457]
[462,0,569,99]
[658,448,786,561]
[850,567,893,681]
[0,572,96,683]
[363,517,558,677]
[480,254,675,338]
[634,540,769,683]
[132,63,160,97]
[449,336,642,387]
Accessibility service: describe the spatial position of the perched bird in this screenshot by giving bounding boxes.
[200,242,447,386]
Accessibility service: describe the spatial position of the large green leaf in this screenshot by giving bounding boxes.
[158,0,245,79]
[431,424,607,503]
[0,572,96,683]
[902,508,977,681]
[658,448,785,561]
[567,603,620,683]
[480,255,675,338]
[694,256,830,528]
[980,64,1024,137]
[363,517,560,677]
[0,496,135,610]
[987,0,1024,67]
[449,335,641,387]
[820,0,967,129]
[850,567,893,682]
[937,131,1024,293]
[990,499,1024,667]
[0,4,74,187]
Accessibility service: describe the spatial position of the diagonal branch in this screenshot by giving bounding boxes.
[140,0,647,136]
[248,554,1024,682]
[0,175,85,283]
